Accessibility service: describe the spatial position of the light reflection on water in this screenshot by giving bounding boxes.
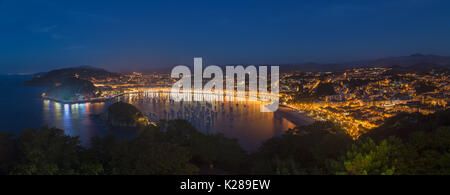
[41,91,296,151]
[42,100,109,145]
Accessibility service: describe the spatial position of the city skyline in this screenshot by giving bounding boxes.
[1,0,450,74]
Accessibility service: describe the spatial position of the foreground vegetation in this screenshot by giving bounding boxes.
[250,110,450,175]
[0,110,449,175]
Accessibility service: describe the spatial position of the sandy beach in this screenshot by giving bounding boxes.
[275,105,316,127]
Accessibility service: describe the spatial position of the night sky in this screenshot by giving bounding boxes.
[1,0,450,74]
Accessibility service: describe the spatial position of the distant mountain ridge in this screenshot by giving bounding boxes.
[137,54,450,74]
[21,54,450,79]
[279,54,450,73]
[349,53,450,68]
[23,66,120,86]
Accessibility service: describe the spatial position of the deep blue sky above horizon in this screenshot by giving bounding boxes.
[1,0,450,74]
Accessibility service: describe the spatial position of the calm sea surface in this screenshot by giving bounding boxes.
[0,75,296,151]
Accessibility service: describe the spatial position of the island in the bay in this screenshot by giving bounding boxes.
[99,102,153,128]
